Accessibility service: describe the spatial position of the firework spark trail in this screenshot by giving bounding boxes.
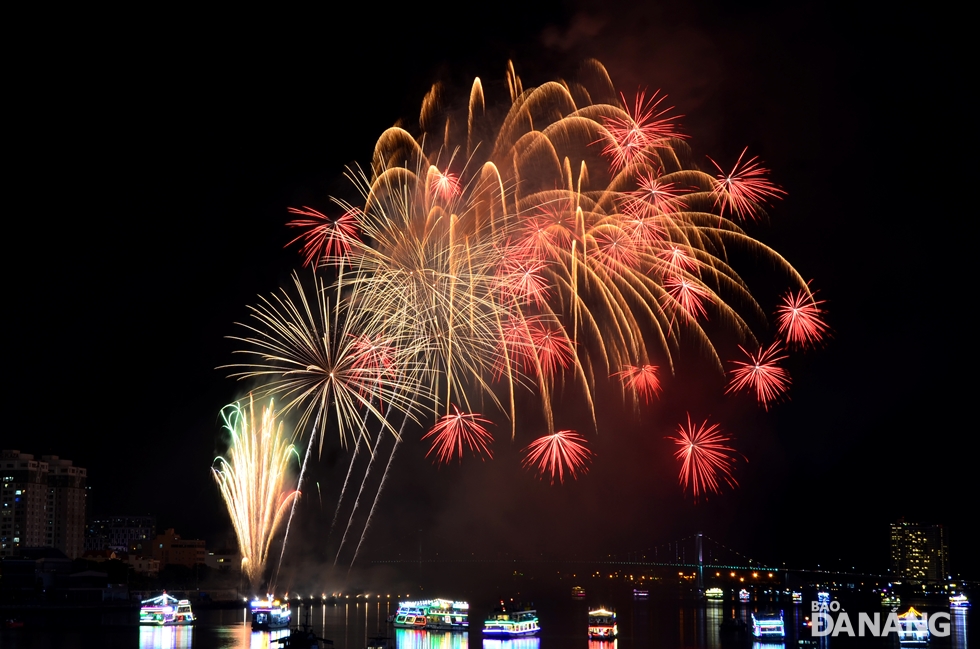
[271,412,319,592]
[329,410,370,538]
[333,430,384,566]
[348,413,411,571]
[212,397,298,592]
[669,414,740,502]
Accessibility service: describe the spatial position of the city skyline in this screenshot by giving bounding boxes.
[8,0,972,589]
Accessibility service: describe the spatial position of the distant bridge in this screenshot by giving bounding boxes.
[372,533,890,585]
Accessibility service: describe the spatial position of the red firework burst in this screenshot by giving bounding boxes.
[625,172,688,216]
[658,245,699,272]
[285,206,360,267]
[776,289,829,348]
[726,342,791,409]
[428,168,460,201]
[594,226,641,270]
[612,364,662,403]
[669,414,740,503]
[664,275,711,320]
[497,258,550,306]
[521,430,594,484]
[530,323,574,377]
[601,91,684,171]
[708,148,786,220]
[421,405,494,464]
[493,317,572,380]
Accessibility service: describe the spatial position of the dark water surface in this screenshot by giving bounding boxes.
[1,590,972,649]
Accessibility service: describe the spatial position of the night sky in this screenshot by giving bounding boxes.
[10,1,973,584]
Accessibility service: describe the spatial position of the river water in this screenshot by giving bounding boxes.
[0,590,972,648]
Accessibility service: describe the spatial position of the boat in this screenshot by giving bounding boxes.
[719,617,747,634]
[3,618,25,629]
[483,600,540,637]
[275,627,327,649]
[705,587,723,600]
[897,607,929,645]
[751,611,786,639]
[791,591,803,604]
[632,588,649,600]
[571,586,586,598]
[251,598,292,630]
[881,591,901,608]
[139,592,195,626]
[587,608,618,640]
[391,598,468,631]
[738,588,750,602]
[950,594,970,608]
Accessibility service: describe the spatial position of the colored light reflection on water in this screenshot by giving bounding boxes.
[394,627,468,648]
[138,624,193,649]
[482,638,540,649]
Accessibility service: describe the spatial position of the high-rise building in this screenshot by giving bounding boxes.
[0,450,87,559]
[890,519,949,582]
[85,515,156,552]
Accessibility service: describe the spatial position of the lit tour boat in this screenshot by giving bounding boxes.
[391,598,468,631]
[705,587,724,600]
[571,586,586,598]
[139,592,195,626]
[792,591,803,604]
[739,589,750,602]
[587,608,618,640]
[250,598,292,630]
[751,611,786,639]
[632,588,649,600]
[950,594,970,608]
[483,600,540,637]
[897,607,930,645]
[881,591,901,608]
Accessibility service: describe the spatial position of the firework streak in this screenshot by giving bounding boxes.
[212,397,299,590]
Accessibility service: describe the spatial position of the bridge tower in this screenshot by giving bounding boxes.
[696,532,704,595]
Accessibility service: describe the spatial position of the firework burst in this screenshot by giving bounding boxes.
[776,288,829,348]
[212,397,299,591]
[422,405,494,464]
[522,430,594,484]
[669,414,740,502]
[613,364,662,403]
[726,341,791,409]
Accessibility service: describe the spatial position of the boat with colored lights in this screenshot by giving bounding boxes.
[751,611,786,639]
[897,607,930,645]
[881,591,901,608]
[950,594,970,608]
[139,592,195,626]
[705,587,723,600]
[791,591,803,604]
[571,586,586,598]
[632,588,649,600]
[391,598,468,631]
[251,598,292,630]
[738,588,750,602]
[483,600,540,637]
[588,608,617,640]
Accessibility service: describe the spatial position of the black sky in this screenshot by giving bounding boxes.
[8,1,973,582]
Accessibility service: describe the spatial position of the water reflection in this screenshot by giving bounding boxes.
[587,640,617,649]
[138,625,194,649]
[953,607,969,649]
[394,627,468,648]
[481,639,539,649]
